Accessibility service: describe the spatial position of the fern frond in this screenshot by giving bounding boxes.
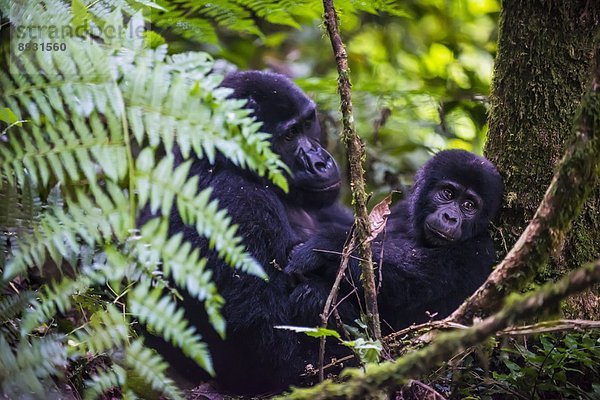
[125,339,183,400]
[359,0,409,17]
[1,0,139,29]
[20,276,90,335]
[0,176,39,232]
[136,217,225,336]
[73,304,129,355]
[155,16,218,44]
[0,177,40,270]
[2,9,287,190]
[0,4,299,397]
[4,183,131,279]
[154,0,260,45]
[128,281,213,375]
[0,333,66,398]
[84,0,137,20]
[3,206,79,279]
[135,149,265,278]
[83,364,126,400]
[1,0,72,30]
[0,291,35,322]
[0,37,127,188]
[193,1,263,36]
[236,0,309,27]
[120,50,288,190]
[152,0,405,46]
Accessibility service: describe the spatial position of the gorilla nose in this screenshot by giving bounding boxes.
[442,212,459,225]
[303,148,333,176]
[313,160,327,172]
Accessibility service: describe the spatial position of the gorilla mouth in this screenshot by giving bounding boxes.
[306,180,341,192]
[425,223,456,242]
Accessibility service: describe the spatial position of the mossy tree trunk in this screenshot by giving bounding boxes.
[485,0,600,318]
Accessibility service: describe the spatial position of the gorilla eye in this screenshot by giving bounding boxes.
[285,125,299,141]
[441,188,454,200]
[462,200,476,212]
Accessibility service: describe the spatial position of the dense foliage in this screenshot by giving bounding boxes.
[152,0,500,197]
[422,332,600,399]
[0,1,288,397]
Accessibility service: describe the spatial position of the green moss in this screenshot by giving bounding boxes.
[485,1,600,313]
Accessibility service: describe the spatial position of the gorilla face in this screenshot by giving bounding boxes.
[221,71,341,208]
[409,149,503,247]
[273,107,340,202]
[423,180,484,246]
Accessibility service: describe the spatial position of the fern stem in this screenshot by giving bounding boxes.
[1,141,124,166]
[2,77,109,99]
[116,82,136,227]
[112,281,135,305]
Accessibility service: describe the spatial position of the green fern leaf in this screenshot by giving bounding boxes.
[0,291,36,322]
[73,305,129,355]
[4,185,131,280]
[83,365,126,400]
[136,217,226,336]
[118,50,288,188]
[20,276,90,335]
[128,282,214,376]
[0,37,127,188]
[126,339,184,400]
[135,149,265,278]
[0,333,67,398]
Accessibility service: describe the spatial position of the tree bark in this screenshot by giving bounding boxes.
[322,0,381,340]
[450,46,600,324]
[484,0,600,318]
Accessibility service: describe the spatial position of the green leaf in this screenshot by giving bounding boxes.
[0,108,20,125]
[73,305,129,355]
[84,365,126,400]
[71,0,90,33]
[129,282,214,376]
[126,339,184,400]
[275,325,342,340]
[143,31,167,49]
[343,338,382,364]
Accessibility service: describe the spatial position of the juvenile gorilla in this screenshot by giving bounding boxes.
[286,150,503,333]
[157,71,342,394]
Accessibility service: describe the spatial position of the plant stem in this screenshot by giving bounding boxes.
[322,0,381,341]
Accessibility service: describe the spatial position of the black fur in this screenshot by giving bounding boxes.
[286,149,503,333]
[151,71,342,395]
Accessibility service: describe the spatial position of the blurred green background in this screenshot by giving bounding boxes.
[150,0,499,200]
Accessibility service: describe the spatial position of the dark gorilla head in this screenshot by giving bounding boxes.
[221,71,341,208]
[409,149,503,246]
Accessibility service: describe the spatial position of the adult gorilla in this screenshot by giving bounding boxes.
[286,150,503,333]
[156,71,342,394]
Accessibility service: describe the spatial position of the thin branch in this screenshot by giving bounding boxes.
[372,107,391,144]
[283,259,600,399]
[322,0,381,340]
[405,379,446,400]
[448,51,600,325]
[302,354,355,377]
[310,248,370,263]
[498,319,600,336]
[384,318,600,359]
[318,227,355,382]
